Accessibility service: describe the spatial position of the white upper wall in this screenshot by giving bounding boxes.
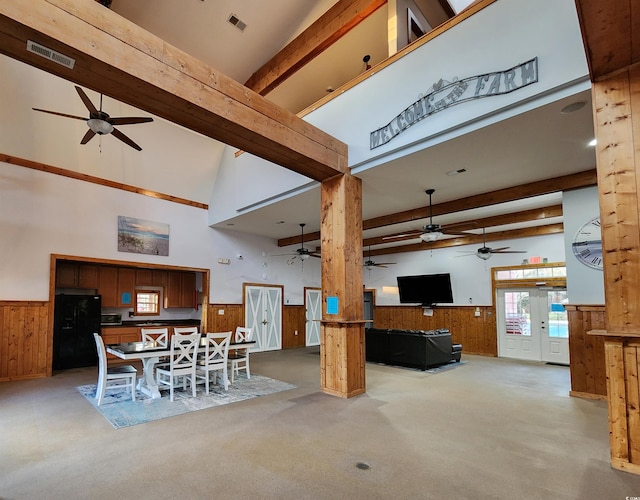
[209,0,589,224]
[563,186,604,304]
[0,55,223,206]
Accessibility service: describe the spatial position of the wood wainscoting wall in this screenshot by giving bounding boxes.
[565,305,607,400]
[204,303,307,349]
[0,301,50,381]
[372,305,497,356]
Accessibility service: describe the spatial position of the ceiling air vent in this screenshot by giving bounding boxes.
[27,40,75,69]
[228,14,247,32]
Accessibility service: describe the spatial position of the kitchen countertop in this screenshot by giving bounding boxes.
[102,319,201,328]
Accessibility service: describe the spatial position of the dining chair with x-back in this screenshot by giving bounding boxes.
[195,331,231,393]
[156,332,200,401]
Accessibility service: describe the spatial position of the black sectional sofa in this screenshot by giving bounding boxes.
[365,327,462,370]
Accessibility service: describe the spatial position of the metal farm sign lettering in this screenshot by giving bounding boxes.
[370,58,539,150]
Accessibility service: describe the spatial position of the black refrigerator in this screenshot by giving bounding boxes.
[53,294,101,370]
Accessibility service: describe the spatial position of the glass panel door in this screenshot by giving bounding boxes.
[497,288,569,364]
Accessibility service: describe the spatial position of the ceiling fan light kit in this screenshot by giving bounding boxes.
[87,118,114,135]
[420,231,442,242]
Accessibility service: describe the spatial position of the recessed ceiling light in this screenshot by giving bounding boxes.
[561,101,586,114]
[588,139,597,147]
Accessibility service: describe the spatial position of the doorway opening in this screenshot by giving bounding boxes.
[493,263,568,364]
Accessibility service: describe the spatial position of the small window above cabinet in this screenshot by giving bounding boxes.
[135,290,160,315]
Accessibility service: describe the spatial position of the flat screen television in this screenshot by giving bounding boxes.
[396,273,454,306]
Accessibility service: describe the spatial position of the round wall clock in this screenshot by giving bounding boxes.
[571,216,603,270]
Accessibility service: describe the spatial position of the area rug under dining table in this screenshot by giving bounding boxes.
[77,373,296,429]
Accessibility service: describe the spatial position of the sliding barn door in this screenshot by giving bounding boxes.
[244,284,283,352]
[305,288,321,346]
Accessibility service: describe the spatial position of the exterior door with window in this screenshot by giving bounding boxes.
[244,284,282,352]
[305,288,321,347]
[497,288,569,364]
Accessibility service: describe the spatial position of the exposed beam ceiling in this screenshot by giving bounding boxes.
[278,170,597,246]
[368,223,565,257]
[575,0,640,81]
[245,0,387,96]
[366,204,563,246]
[0,0,347,182]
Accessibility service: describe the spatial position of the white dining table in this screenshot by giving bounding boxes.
[106,341,170,399]
[106,339,256,399]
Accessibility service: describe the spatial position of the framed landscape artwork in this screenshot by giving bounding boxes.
[117,216,170,256]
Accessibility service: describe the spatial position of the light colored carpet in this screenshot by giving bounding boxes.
[77,373,296,428]
[2,349,639,499]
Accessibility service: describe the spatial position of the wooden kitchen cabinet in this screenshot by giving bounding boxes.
[56,262,98,289]
[117,268,136,307]
[136,269,154,286]
[165,271,196,308]
[98,266,118,307]
[78,264,99,289]
[152,270,168,287]
[101,327,140,360]
[56,261,78,287]
[180,272,196,308]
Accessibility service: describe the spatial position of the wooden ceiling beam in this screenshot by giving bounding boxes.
[366,223,564,257]
[364,204,563,246]
[278,169,596,246]
[244,0,387,96]
[575,0,640,81]
[0,0,347,182]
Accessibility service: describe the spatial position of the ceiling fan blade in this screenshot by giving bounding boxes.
[75,86,99,115]
[32,108,87,121]
[490,247,511,252]
[310,253,321,258]
[108,116,154,126]
[492,250,528,254]
[375,262,396,266]
[383,230,422,240]
[80,129,96,145]
[111,128,143,151]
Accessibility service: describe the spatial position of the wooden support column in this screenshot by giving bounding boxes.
[320,173,365,398]
[590,66,640,474]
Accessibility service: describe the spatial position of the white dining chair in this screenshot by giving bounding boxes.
[195,331,231,393]
[228,326,252,383]
[140,327,169,347]
[93,333,137,406]
[141,327,171,366]
[156,332,200,401]
[173,326,199,335]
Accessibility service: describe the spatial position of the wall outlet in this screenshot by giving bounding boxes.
[218,309,224,315]
[217,258,230,265]
[474,307,481,317]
